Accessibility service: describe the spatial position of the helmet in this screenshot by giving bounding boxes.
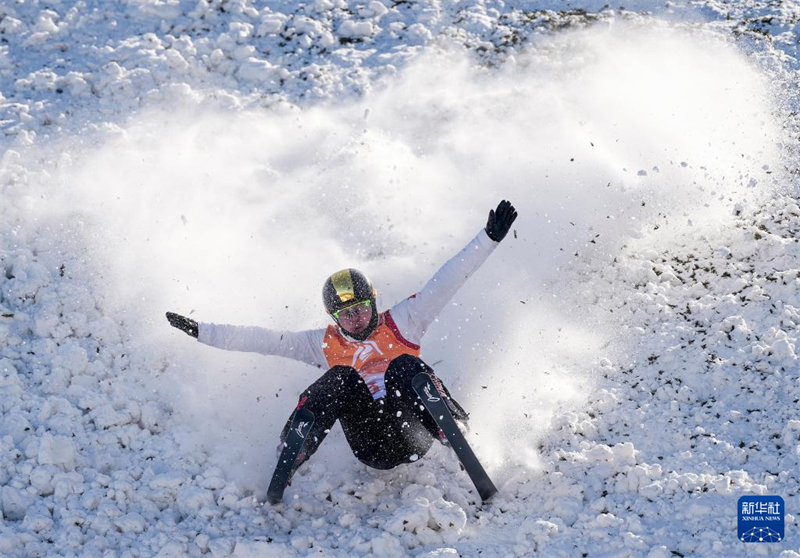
[323,268,376,315]
[322,268,379,340]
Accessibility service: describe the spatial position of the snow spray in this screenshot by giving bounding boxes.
[11,21,785,486]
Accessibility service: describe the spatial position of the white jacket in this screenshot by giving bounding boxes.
[197,228,498,368]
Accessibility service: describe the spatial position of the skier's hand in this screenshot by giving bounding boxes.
[166,312,198,338]
[485,199,518,242]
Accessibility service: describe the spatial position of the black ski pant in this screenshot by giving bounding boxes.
[279,354,468,471]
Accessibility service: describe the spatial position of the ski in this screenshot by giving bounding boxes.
[412,372,498,502]
[267,408,315,504]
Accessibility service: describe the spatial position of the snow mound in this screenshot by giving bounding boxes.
[1,0,800,556]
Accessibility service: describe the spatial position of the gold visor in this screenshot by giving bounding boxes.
[330,269,356,303]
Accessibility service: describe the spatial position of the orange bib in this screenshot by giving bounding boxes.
[322,311,420,398]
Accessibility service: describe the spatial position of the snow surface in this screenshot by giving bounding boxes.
[2,0,800,557]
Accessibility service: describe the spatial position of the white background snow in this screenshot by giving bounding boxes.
[1,0,800,557]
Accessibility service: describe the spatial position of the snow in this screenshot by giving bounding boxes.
[2,0,800,557]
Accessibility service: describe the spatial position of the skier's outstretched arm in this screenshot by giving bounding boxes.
[166,312,327,368]
[388,200,518,345]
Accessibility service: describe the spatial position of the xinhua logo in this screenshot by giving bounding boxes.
[738,496,784,543]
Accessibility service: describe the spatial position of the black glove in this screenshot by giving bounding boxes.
[166,312,198,338]
[485,199,518,242]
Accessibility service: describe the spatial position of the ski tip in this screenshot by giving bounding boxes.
[295,408,315,421]
[411,372,435,394]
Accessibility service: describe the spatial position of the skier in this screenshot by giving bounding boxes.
[166,200,517,498]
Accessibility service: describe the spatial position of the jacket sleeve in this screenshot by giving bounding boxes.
[197,322,329,368]
[388,228,498,346]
